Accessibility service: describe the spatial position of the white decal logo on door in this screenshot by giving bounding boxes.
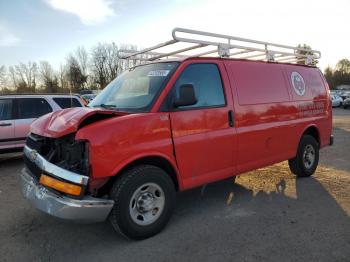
[291,71,306,96]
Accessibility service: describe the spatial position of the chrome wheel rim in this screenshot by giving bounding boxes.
[129,183,165,226]
[303,144,315,169]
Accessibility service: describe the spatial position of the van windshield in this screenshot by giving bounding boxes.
[89,62,179,112]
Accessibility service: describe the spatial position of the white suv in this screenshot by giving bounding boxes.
[0,94,84,153]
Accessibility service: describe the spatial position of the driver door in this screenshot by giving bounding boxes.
[167,61,237,189]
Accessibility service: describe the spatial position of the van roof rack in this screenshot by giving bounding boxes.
[117,28,321,66]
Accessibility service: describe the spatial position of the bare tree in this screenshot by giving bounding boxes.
[0,65,8,92]
[8,62,38,92]
[8,66,17,89]
[39,61,59,93]
[19,62,38,90]
[91,43,106,89]
[91,42,123,89]
[66,55,87,92]
[58,64,70,92]
[39,61,54,83]
[65,47,89,91]
[75,46,89,77]
[105,42,119,81]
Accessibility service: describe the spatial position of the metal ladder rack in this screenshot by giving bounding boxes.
[117,28,321,66]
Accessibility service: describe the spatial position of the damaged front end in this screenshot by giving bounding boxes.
[19,107,125,222]
[20,132,114,222]
[25,133,90,178]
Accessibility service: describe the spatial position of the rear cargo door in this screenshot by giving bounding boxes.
[168,61,237,189]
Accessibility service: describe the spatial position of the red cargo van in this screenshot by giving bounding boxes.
[20,29,332,240]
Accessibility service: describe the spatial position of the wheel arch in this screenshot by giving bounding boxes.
[100,154,182,196]
[300,125,320,145]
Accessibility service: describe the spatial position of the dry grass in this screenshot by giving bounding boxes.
[235,161,350,215]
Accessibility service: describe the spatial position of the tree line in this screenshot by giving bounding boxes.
[0,42,349,94]
[324,59,350,89]
[0,43,140,94]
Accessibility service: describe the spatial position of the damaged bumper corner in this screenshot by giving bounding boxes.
[20,168,114,223]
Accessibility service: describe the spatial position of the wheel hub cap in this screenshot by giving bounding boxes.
[303,144,315,169]
[137,192,155,212]
[129,183,165,226]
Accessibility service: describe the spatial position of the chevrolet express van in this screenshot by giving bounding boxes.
[20,29,332,240]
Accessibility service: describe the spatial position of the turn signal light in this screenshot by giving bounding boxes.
[40,175,82,196]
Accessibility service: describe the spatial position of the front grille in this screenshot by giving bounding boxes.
[26,134,54,157]
[24,133,52,181]
[23,154,42,181]
[25,133,90,176]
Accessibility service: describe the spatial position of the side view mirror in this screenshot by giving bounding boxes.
[173,84,197,107]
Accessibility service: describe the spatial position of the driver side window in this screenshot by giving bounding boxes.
[173,63,226,109]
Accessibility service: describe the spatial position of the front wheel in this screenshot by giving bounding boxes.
[109,165,176,240]
[288,135,319,177]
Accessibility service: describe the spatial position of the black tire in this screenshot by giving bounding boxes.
[288,135,319,177]
[109,165,176,240]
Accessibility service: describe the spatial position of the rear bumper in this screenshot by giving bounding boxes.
[20,168,114,223]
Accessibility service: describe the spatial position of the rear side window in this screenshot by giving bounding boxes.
[17,98,52,119]
[53,97,82,109]
[173,63,225,109]
[0,99,13,120]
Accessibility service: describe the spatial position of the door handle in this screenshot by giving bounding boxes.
[0,123,12,127]
[228,110,234,127]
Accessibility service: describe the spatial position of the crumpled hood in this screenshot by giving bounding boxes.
[31,107,127,138]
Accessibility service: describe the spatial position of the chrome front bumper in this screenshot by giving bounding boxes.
[20,169,114,222]
[21,145,115,223]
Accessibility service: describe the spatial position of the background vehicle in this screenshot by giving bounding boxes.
[331,94,343,107]
[80,90,94,95]
[343,97,350,109]
[20,28,332,240]
[340,91,350,100]
[0,94,84,153]
[81,94,96,103]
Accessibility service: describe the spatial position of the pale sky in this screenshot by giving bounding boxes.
[0,0,349,71]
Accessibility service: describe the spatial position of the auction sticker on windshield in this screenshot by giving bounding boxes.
[147,70,170,77]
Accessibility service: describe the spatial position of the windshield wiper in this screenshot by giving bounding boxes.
[95,104,117,108]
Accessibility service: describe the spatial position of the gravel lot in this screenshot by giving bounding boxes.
[0,108,349,262]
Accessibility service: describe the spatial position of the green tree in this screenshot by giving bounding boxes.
[335,59,350,74]
[324,66,335,89]
[323,59,350,89]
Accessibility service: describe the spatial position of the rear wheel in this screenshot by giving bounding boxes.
[288,135,319,177]
[109,165,176,240]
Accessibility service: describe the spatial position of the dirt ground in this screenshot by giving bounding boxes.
[0,108,349,262]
